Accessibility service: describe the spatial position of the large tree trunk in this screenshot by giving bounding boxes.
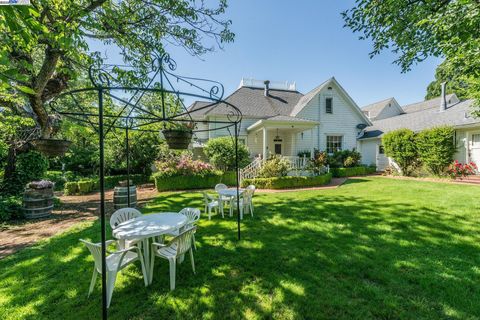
[3,145,17,181]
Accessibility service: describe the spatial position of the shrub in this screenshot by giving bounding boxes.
[77,180,95,194]
[330,166,376,177]
[307,151,328,175]
[43,171,66,190]
[155,154,216,178]
[447,161,477,179]
[4,151,50,195]
[382,129,418,176]
[64,182,79,195]
[203,137,250,171]
[153,170,235,191]
[327,150,361,168]
[258,155,290,178]
[0,196,22,222]
[416,126,456,175]
[242,173,332,189]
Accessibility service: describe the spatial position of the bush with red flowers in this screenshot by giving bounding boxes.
[446,160,478,179]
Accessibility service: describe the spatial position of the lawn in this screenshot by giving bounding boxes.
[1,177,480,319]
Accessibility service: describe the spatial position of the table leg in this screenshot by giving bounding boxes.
[141,238,152,285]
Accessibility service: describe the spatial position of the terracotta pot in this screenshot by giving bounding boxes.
[32,139,71,157]
[162,129,193,150]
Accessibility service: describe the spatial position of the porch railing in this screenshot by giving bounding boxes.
[239,157,263,182]
[282,155,309,170]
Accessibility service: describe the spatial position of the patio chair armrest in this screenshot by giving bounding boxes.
[151,242,167,249]
[108,246,139,255]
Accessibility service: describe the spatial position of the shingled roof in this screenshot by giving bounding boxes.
[360,99,477,139]
[402,93,459,114]
[188,86,303,118]
[362,97,399,118]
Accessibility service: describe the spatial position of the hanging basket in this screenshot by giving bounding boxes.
[32,138,71,157]
[162,129,193,150]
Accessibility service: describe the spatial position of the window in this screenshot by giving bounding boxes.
[326,135,342,153]
[325,97,333,114]
[379,145,385,154]
[472,134,480,147]
[238,138,246,145]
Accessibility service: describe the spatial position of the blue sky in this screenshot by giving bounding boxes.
[90,0,442,107]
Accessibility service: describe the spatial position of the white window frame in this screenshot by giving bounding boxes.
[326,135,343,154]
[325,97,333,114]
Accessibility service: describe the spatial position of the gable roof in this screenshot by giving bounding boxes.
[402,93,458,114]
[362,97,402,119]
[290,77,372,125]
[359,99,477,139]
[188,86,303,118]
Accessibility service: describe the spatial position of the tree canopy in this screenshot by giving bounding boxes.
[425,60,472,100]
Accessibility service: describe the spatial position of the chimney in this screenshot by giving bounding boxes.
[264,80,270,97]
[440,81,447,112]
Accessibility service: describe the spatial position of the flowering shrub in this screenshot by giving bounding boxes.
[258,155,290,178]
[155,154,216,178]
[447,161,477,179]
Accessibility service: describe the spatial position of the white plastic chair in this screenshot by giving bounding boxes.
[149,226,197,290]
[80,239,148,308]
[202,192,219,220]
[110,208,142,249]
[230,189,253,219]
[166,208,201,249]
[245,185,256,214]
[215,183,232,214]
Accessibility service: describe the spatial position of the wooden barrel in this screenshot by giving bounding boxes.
[23,187,54,219]
[113,185,137,209]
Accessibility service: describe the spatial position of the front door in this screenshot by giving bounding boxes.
[274,143,282,155]
[470,133,480,168]
[376,143,388,171]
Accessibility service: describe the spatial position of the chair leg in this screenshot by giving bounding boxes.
[88,268,98,297]
[149,251,156,285]
[192,233,197,250]
[106,272,117,308]
[137,251,148,287]
[189,249,196,274]
[168,258,176,291]
[240,205,243,220]
[208,207,211,220]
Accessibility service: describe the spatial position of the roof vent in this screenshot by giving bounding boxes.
[264,80,270,97]
[440,82,447,112]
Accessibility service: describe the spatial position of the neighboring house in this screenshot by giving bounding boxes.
[358,86,479,171]
[189,78,371,162]
[362,97,403,121]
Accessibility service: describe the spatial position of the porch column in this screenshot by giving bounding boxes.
[310,128,315,159]
[263,127,268,161]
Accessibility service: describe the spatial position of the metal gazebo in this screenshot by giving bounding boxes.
[50,53,243,319]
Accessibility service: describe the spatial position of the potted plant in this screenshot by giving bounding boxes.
[162,122,194,150]
[32,115,71,157]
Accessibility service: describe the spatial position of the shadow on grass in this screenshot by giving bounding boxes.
[1,179,480,319]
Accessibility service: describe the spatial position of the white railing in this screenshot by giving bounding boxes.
[239,78,296,91]
[282,155,309,170]
[239,157,263,181]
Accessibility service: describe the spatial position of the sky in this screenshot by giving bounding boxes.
[89,0,442,108]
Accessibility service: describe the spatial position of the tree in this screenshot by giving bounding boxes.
[382,129,418,176]
[425,60,471,100]
[416,126,456,175]
[0,0,234,182]
[203,137,250,171]
[343,1,480,106]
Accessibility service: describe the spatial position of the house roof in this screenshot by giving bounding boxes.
[359,99,478,139]
[362,97,399,118]
[188,86,303,118]
[402,93,458,114]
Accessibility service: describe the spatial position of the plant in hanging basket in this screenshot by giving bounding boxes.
[162,122,194,150]
[27,180,54,190]
[32,138,72,157]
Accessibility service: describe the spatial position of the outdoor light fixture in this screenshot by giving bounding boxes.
[273,128,282,142]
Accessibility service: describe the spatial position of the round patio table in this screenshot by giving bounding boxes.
[112,212,187,285]
[217,188,244,216]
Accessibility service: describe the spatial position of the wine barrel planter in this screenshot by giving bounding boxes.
[162,129,193,150]
[113,185,137,209]
[23,186,54,219]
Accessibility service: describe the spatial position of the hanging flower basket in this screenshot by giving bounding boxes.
[162,129,193,150]
[32,138,71,157]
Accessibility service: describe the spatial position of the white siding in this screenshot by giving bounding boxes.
[375,102,403,120]
[359,139,377,166]
[295,84,367,154]
[454,129,468,163]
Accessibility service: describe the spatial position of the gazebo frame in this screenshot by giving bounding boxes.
[49,53,243,319]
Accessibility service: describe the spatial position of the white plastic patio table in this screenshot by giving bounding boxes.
[112,212,187,285]
[217,188,244,215]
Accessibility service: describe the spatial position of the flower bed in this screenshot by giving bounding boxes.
[241,173,332,189]
[330,166,376,177]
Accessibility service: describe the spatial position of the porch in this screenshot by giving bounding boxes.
[246,116,318,160]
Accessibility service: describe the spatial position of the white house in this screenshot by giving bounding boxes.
[358,83,480,171]
[189,77,371,164]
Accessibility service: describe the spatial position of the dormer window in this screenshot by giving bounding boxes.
[326,97,333,114]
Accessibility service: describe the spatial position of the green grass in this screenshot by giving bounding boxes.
[1,177,480,319]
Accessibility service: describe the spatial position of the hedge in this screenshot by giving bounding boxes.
[63,174,150,195]
[153,171,236,192]
[330,166,376,177]
[241,173,332,189]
